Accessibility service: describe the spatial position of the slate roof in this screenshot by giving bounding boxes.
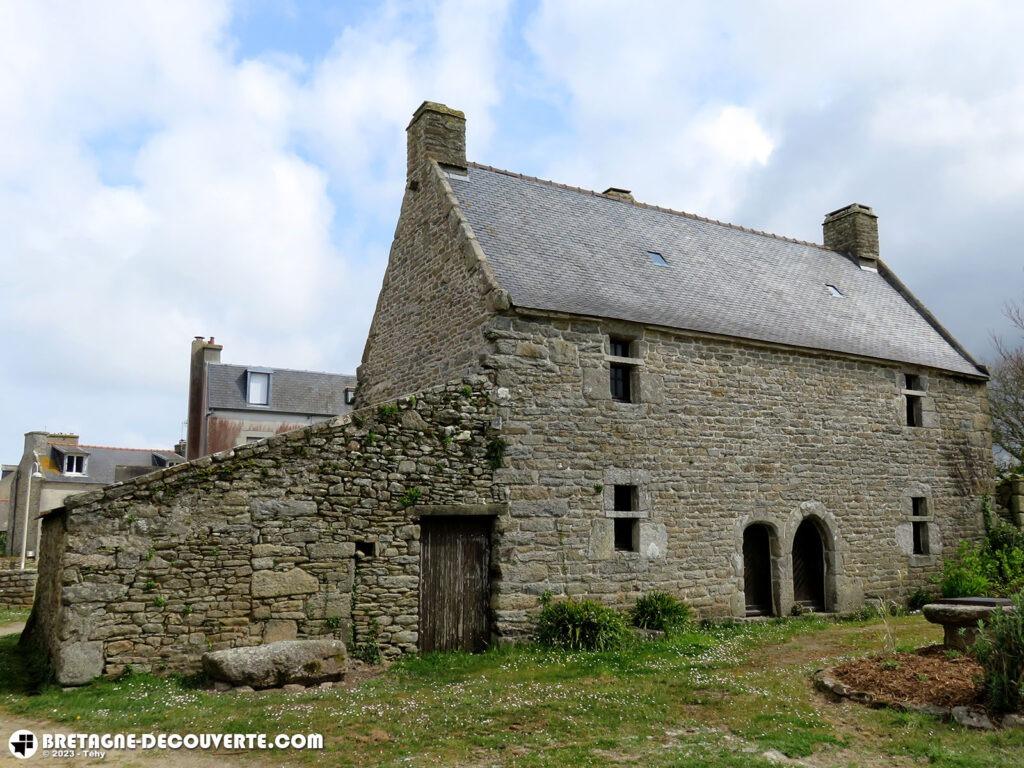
[450,163,983,377]
[206,363,357,415]
[42,445,184,486]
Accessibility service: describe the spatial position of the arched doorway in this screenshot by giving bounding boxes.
[792,518,827,611]
[743,524,775,617]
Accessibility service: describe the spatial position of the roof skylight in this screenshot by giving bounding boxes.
[826,284,845,298]
[648,250,669,267]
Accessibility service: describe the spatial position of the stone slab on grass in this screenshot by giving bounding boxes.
[202,639,347,689]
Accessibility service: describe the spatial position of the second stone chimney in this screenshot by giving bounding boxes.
[186,336,222,461]
[823,204,879,269]
[406,101,466,183]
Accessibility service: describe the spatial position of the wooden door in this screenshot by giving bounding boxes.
[792,519,826,611]
[419,516,492,653]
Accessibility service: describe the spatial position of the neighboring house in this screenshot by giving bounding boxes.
[185,337,357,459]
[5,432,183,558]
[29,102,995,684]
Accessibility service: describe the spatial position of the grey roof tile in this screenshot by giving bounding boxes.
[207,364,356,415]
[451,164,982,377]
[44,445,183,486]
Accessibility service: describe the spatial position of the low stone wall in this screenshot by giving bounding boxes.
[0,568,36,606]
[23,379,499,685]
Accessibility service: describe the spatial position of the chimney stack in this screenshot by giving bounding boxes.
[406,101,466,183]
[823,204,879,269]
[602,187,635,202]
[186,336,222,461]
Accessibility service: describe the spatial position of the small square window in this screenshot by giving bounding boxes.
[912,521,930,555]
[614,517,639,552]
[906,394,923,427]
[355,541,376,558]
[63,454,84,474]
[247,371,270,405]
[613,484,637,512]
[648,250,669,267]
[911,497,928,517]
[904,374,922,391]
[609,336,632,358]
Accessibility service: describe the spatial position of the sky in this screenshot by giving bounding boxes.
[1,0,1023,461]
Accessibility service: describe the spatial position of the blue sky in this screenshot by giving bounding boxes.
[1,0,1023,461]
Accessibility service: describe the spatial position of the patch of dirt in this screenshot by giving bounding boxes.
[831,648,984,708]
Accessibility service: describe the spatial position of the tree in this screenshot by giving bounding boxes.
[991,300,1024,467]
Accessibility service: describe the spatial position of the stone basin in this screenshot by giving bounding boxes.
[922,598,1015,651]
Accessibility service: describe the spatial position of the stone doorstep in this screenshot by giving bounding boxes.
[813,668,1022,730]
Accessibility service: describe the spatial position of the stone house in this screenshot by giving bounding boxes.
[185,336,357,459]
[7,432,183,559]
[25,102,992,684]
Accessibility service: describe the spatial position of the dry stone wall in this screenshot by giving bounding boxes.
[24,380,498,684]
[484,311,992,637]
[0,568,36,606]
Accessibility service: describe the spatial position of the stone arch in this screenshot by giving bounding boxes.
[741,521,782,617]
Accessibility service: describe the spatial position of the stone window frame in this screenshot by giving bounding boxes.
[602,468,651,520]
[895,370,937,429]
[903,484,938,563]
[605,333,644,404]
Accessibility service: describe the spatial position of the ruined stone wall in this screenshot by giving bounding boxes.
[356,160,504,406]
[485,311,992,635]
[25,380,498,684]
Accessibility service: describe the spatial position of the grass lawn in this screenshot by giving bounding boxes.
[0,614,1022,766]
[0,606,30,625]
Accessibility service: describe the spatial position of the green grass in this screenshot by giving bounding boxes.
[0,606,30,625]
[0,615,1022,766]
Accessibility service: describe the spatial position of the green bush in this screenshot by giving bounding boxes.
[630,591,691,633]
[939,542,992,598]
[973,591,1024,713]
[536,596,629,651]
[906,587,935,612]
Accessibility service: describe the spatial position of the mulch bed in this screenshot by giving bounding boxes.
[831,645,984,708]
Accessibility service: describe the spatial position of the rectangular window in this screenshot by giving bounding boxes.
[610,363,633,402]
[904,373,922,391]
[613,484,637,512]
[614,517,639,552]
[912,521,930,555]
[609,336,632,358]
[63,454,84,474]
[906,394,923,427]
[344,387,356,405]
[247,371,270,405]
[911,497,928,517]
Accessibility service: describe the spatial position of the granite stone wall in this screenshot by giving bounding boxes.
[0,568,36,607]
[483,310,992,637]
[24,380,499,685]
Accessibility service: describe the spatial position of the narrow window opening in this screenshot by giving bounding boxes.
[911,497,928,517]
[648,250,669,267]
[613,484,638,512]
[826,284,845,298]
[610,363,632,402]
[912,521,929,555]
[904,373,922,391]
[344,387,356,405]
[906,394,923,427]
[614,518,639,552]
[609,336,632,358]
[355,541,376,558]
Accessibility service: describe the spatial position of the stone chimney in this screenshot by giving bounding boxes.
[186,336,222,461]
[602,187,635,202]
[823,204,879,269]
[406,101,466,183]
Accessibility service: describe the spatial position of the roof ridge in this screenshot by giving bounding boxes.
[466,161,833,252]
[210,362,356,378]
[78,445,178,453]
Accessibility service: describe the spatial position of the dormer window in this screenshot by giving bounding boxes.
[247,370,270,406]
[63,454,85,474]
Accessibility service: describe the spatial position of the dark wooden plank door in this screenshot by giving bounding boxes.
[743,525,774,616]
[792,519,826,611]
[420,516,492,653]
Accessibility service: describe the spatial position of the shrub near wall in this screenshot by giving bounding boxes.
[23,379,500,686]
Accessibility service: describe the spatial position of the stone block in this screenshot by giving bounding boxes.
[201,639,347,689]
[263,619,298,643]
[56,641,104,686]
[251,568,319,598]
[251,499,318,520]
